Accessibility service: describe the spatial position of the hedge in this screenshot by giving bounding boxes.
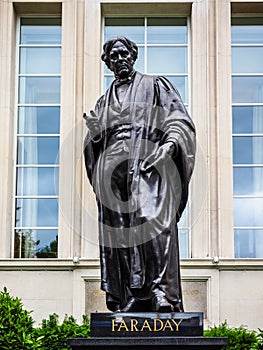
[1,287,263,350]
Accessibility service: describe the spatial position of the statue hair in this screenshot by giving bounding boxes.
[101,37,138,68]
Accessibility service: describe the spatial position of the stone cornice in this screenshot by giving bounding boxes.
[0,258,263,271]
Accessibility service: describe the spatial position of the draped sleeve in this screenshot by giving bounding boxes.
[155,76,196,220]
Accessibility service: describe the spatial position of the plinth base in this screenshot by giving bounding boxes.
[67,336,228,350]
[67,312,227,349]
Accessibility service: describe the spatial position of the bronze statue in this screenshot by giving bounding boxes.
[84,37,196,313]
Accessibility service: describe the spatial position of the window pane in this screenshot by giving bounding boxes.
[232,77,263,103]
[18,107,60,134]
[17,137,59,165]
[14,229,58,258]
[234,198,263,227]
[234,167,263,196]
[16,17,61,259]
[19,77,61,104]
[15,198,58,227]
[235,229,263,258]
[178,229,189,259]
[104,18,144,44]
[16,167,59,196]
[165,76,188,103]
[135,47,144,72]
[233,106,263,134]
[233,136,263,164]
[147,17,187,44]
[20,18,61,45]
[232,47,263,74]
[232,23,263,44]
[20,47,61,74]
[147,47,187,74]
[104,76,115,90]
[232,19,263,259]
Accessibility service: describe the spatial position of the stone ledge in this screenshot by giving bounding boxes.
[1,258,263,271]
[67,336,228,350]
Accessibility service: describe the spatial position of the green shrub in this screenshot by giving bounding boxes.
[0,287,41,349]
[34,313,90,350]
[204,321,259,350]
[0,288,90,350]
[256,329,263,350]
[4,287,262,350]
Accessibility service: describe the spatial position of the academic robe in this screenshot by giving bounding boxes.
[84,71,196,312]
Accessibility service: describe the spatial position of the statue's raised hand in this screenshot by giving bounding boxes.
[83,110,102,140]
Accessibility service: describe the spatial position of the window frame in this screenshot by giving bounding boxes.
[102,14,192,258]
[231,15,263,258]
[12,15,62,259]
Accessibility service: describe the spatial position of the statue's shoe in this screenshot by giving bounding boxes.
[121,297,137,312]
[152,295,174,313]
[107,301,121,312]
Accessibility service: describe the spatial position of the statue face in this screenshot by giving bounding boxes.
[108,41,134,78]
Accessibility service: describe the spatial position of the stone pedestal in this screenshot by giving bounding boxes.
[67,312,228,350]
[67,337,228,349]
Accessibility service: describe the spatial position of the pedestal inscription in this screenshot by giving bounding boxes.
[91,312,203,337]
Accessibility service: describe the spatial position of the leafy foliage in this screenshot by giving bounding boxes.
[14,229,40,258]
[256,329,263,350]
[0,288,90,350]
[34,313,90,350]
[36,235,58,258]
[204,321,260,350]
[2,288,263,350]
[0,287,40,349]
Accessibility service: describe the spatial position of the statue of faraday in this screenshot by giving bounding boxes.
[83,37,196,313]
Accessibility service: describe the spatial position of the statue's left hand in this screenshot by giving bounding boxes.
[140,141,177,173]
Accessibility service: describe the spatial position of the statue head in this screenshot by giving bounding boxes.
[101,37,138,79]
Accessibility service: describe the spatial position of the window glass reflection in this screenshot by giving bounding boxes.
[232,19,263,258]
[232,77,263,103]
[18,107,60,134]
[20,18,61,45]
[235,229,263,258]
[17,137,59,165]
[234,198,263,227]
[20,47,61,74]
[16,17,61,259]
[105,18,144,44]
[16,167,59,196]
[147,17,187,44]
[232,106,263,134]
[19,77,61,104]
[232,47,263,74]
[14,229,58,258]
[165,76,187,103]
[104,76,115,90]
[178,229,189,259]
[15,198,58,227]
[234,167,263,195]
[231,24,263,44]
[233,136,263,164]
[147,47,187,74]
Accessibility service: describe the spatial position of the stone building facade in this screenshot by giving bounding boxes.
[0,0,263,329]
